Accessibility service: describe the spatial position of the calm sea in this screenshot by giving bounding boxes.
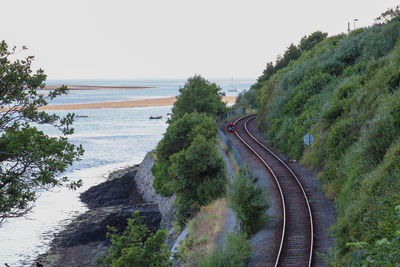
[0,79,253,266]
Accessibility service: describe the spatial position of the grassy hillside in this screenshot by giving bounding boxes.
[238,13,400,265]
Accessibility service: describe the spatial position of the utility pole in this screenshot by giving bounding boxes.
[348,22,351,34]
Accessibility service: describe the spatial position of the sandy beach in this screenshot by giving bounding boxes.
[37,96,237,110]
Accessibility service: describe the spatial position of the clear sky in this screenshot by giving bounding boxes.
[1,0,399,80]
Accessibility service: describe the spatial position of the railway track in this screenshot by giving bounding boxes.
[233,114,313,267]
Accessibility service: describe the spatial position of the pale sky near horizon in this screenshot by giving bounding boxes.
[1,0,399,80]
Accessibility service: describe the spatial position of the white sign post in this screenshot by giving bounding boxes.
[303,133,314,152]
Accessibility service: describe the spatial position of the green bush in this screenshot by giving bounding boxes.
[322,100,344,124]
[169,134,227,225]
[362,21,400,59]
[347,205,400,266]
[236,86,259,109]
[98,211,172,267]
[152,112,218,196]
[200,233,251,267]
[326,119,359,160]
[229,166,269,235]
[299,31,328,52]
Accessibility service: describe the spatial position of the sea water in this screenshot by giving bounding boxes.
[0,79,252,266]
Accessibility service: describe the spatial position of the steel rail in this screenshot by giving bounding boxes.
[233,114,313,267]
[233,114,286,267]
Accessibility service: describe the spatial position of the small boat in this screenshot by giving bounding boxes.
[76,115,89,118]
[149,115,162,120]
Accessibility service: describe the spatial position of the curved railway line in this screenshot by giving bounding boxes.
[233,114,314,267]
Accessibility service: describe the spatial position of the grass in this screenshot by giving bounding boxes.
[244,17,400,264]
[178,198,229,266]
[199,232,251,267]
[148,150,156,158]
[216,137,240,174]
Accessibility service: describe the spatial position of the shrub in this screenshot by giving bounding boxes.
[362,21,400,59]
[322,100,344,124]
[169,135,227,225]
[347,205,400,266]
[200,233,251,267]
[235,88,258,109]
[152,112,218,196]
[299,31,328,52]
[98,211,172,267]
[326,119,359,160]
[229,166,269,235]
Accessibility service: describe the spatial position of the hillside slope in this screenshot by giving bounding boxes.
[240,16,400,265]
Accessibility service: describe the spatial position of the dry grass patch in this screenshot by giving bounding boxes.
[322,183,337,199]
[178,198,229,266]
[217,138,240,174]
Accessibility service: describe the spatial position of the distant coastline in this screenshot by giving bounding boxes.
[43,84,155,90]
[38,96,237,110]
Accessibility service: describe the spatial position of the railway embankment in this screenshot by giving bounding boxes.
[220,116,336,266]
[237,12,400,264]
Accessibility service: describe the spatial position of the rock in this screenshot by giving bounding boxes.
[80,168,144,208]
[107,165,138,181]
[134,153,175,221]
[61,204,161,247]
[39,156,178,266]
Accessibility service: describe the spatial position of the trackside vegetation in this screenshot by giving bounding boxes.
[236,7,400,265]
[200,232,251,267]
[98,211,172,267]
[152,75,228,225]
[177,165,269,266]
[229,166,269,235]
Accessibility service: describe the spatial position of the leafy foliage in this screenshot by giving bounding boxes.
[152,112,217,196]
[346,205,400,266]
[229,166,269,235]
[375,5,400,24]
[299,31,328,52]
[98,211,172,267]
[235,32,327,109]
[200,233,251,267]
[152,75,227,225]
[170,135,226,225]
[169,75,227,123]
[0,41,84,222]
[252,13,400,264]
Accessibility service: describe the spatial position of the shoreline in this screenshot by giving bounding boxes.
[37,96,237,110]
[43,85,154,90]
[35,153,176,266]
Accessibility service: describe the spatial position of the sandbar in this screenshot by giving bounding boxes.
[43,85,154,90]
[37,96,237,110]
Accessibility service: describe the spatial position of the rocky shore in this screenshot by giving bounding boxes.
[37,153,175,266]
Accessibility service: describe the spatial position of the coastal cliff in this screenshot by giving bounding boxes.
[134,153,175,224]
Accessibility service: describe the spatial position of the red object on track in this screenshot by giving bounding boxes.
[226,123,236,133]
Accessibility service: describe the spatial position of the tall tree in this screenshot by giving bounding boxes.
[375,5,400,24]
[0,41,84,222]
[169,75,227,123]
